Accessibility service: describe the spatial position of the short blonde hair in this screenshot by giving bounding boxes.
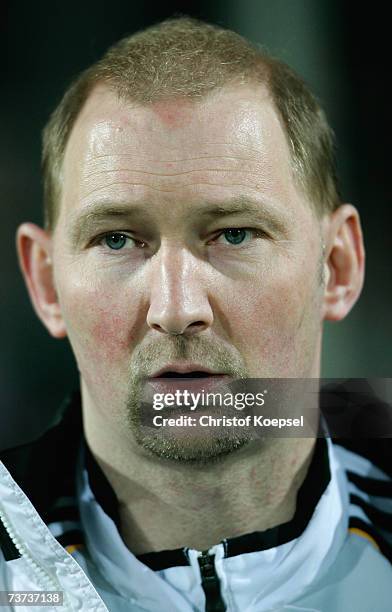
[42,17,341,231]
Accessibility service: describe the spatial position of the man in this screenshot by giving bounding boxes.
[0,16,391,612]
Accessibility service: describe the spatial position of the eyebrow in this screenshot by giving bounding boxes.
[198,198,285,225]
[68,196,288,246]
[68,204,150,246]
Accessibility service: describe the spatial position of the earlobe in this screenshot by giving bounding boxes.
[16,223,67,339]
[322,205,365,322]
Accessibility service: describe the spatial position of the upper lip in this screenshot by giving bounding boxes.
[148,363,224,378]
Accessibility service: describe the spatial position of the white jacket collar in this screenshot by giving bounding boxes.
[76,438,348,611]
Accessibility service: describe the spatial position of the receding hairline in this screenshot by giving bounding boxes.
[63,77,278,151]
[59,78,300,197]
[58,77,319,237]
[42,17,341,231]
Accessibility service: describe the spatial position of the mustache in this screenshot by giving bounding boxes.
[128,335,248,379]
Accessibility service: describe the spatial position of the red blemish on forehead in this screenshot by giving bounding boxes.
[151,99,194,129]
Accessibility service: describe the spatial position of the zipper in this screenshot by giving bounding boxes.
[198,550,226,612]
[0,505,72,610]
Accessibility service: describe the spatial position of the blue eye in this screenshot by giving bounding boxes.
[221,229,249,245]
[105,233,128,250]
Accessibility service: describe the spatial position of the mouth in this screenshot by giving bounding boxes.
[146,370,232,394]
[153,371,219,379]
[149,364,224,379]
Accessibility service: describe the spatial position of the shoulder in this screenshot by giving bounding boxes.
[296,531,392,612]
[333,439,392,563]
[293,439,392,611]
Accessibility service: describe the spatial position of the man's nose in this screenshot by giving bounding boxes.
[146,244,213,336]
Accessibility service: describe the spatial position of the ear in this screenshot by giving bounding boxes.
[16,223,67,338]
[322,204,365,321]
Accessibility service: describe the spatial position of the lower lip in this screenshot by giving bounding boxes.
[146,375,232,394]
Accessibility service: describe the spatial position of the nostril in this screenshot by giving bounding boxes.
[185,321,209,334]
[151,323,182,335]
[148,319,211,336]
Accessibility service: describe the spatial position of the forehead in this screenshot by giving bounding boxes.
[63,82,290,166]
[59,82,306,224]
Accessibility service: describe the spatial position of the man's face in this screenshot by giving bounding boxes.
[50,83,325,460]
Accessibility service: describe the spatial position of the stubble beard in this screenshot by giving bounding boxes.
[124,335,252,464]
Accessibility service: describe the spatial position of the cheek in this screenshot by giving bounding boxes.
[227,269,320,375]
[58,280,139,384]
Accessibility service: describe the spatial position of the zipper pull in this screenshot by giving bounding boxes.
[198,550,226,612]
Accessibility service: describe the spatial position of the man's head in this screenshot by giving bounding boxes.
[17,18,364,462]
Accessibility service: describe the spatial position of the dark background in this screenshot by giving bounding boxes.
[1,1,391,448]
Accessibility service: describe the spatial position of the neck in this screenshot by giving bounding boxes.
[82,403,316,553]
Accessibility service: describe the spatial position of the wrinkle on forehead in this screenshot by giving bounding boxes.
[60,83,307,221]
[71,82,275,145]
[68,86,289,170]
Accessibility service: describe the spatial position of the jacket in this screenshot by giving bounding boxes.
[1,390,392,612]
